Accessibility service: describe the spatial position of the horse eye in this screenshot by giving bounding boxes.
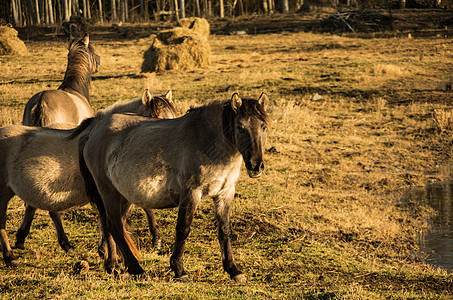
[262,124,267,131]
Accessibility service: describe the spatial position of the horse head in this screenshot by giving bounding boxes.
[141,89,177,119]
[68,32,100,74]
[226,92,270,178]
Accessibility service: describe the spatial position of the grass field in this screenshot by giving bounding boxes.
[1,20,453,298]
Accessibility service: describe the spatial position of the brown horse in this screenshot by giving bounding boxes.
[17,32,100,253]
[22,32,99,127]
[79,93,269,281]
[0,90,175,266]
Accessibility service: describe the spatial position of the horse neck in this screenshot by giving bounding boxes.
[58,51,92,102]
[186,102,239,162]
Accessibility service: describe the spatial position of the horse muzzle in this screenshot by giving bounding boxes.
[245,161,265,178]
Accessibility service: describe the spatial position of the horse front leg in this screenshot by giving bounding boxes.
[144,208,162,250]
[214,188,245,282]
[170,190,200,282]
[49,211,73,252]
[0,188,16,266]
[15,204,37,249]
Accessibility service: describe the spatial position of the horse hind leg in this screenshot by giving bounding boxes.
[49,211,73,252]
[104,195,144,275]
[0,187,17,266]
[15,205,38,249]
[144,208,162,250]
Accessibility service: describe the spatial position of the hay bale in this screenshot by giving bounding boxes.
[141,27,211,73]
[177,17,210,38]
[0,26,28,56]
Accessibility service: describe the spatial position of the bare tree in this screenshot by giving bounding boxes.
[178,0,185,18]
[11,0,23,26]
[98,0,104,23]
[281,0,288,13]
[219,0,224,17]
[194,0,201,16]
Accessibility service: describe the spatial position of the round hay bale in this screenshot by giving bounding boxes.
[177,17,210,38]
[0,26,28,56]
[141,28,211,73]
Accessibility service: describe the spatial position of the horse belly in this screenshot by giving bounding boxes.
[9,141,88,212]
[109,160,177,209]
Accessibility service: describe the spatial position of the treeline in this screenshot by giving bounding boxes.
[1,0,449,26]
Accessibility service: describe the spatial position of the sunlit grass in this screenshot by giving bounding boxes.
[0,28,452,298]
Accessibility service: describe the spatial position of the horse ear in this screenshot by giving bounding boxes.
[142,89,152,105]
[81,32,89,46]
[164,90,173,102]
[230,93,242,112]
[257,92,268,108]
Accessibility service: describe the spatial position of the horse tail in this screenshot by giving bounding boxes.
[123,225,142,261]
[67,117,95,140]
[78,135,142,261]
[23,92,45,127]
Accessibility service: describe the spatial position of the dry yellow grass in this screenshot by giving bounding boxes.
[0,27,452,298]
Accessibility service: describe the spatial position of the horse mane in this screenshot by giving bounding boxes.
[66,117,95,140]
[188,98,269,124]
[188,98,270,143]
[58,38,98,101]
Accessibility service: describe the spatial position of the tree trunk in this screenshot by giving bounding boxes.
[27,0,35,24]
[99,0,104,23]
[219,0,224,18]
[178,0,185,18]
[14,0,24,25]
[86,0,92,19]
[120,0,127,22]
[49,0,55,24]
[82,0,87,17]
[173,0,179,20]
[399,0,406,9]
[33,0,41,24]
[194,0,201,17]
[62,0,69,21]
[281,0,288,13]
[111,0,117,21]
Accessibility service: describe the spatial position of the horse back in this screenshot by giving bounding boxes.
[22,90,95,127]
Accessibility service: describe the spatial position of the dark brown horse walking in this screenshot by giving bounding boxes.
[15,33,100,253]
[79,93,270,281]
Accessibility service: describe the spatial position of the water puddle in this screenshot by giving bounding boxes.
[403,181,453,272]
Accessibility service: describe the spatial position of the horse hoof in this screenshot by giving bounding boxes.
[233,274,247,283]
[5,258,19,268]
[14,243,25,250]
[106,263,123,275]
[174,274,191,283]
[61,244,74,253]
